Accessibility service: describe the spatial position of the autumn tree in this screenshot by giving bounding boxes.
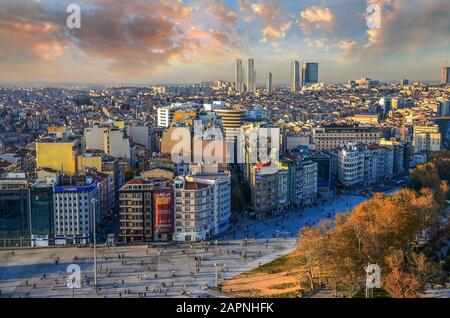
[383,250,422,298]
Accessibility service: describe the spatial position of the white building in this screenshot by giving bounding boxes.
[203,101,227,112]
[53,177,100,245]
[85,125,132,163]
[157,107,173,128]
[174,176,213,242]
[187,170,231,236]
[128,124,153,152]
[104,128,132,162]
[277,168,289,211]
[85,125,108,151]
[336,142,365,187]
[246,105,267,121]
[413,125,441,153]
[301,159,318,205]
[333,142,396,188]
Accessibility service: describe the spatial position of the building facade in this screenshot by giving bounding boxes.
[0,175,31,247]
[302,63,319,86]
[290,60,300,92]
[413,125,441,153]
[119,178,173,243]
[174,176,213,242]
[312,126,382,151]
[247,58,256,94]
[235,59,244,94]
[187,171,231,236]
[53,176,99,245]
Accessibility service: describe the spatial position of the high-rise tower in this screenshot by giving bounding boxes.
[441,65,450,85]
[302,63,319,87]
[235,59,244,94]
[267,72,273,93]
[247,58,256,94]
[290,60,300,92]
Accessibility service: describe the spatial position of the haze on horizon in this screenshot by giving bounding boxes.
[0,0,449,85]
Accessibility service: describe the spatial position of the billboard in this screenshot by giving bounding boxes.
[153,190,174,235]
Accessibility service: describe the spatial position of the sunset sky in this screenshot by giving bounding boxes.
[0,0,449,85]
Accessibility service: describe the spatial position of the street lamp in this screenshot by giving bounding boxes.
[91,198,98,288]
[214,263,218,288]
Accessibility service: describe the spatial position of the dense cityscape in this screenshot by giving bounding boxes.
[0,0,449,305]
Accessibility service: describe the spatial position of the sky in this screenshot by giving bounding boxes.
[0,0,449,85]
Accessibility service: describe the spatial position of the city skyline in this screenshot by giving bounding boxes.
[0,0,450,85]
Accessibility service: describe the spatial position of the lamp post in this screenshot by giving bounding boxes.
[91,198,98,288]
[214,263,218,288]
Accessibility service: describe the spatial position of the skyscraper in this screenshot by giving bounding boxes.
[235,59,244,94]
[267,72,273,93]
[247,58,256,94]
[441,66,450,85]
[290,60,300,92]
[302,62,319,87]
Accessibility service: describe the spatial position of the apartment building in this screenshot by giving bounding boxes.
[413,125,441,153]
[53,175,100,245]
[333,142,365,188]
[301,158,318,205]
[332,142,399,189]
[174,176,213,242]
[187,170,231,236]
[312,126,382,151]
[119,178,173,243]
[250,162,279,218]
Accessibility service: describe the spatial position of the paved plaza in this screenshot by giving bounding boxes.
[0,194,369,298]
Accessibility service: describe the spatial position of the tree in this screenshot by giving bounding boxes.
[292,223,332,292]
[383,250,422,298]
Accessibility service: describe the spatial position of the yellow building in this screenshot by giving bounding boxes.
[352,114,380,125]
[172,110,197,125]
[113,121,126,129]
[36,142,77,175]
[77,154,103,172]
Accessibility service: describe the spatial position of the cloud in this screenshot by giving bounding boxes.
[240,0,292,42]
[334,0,450,60]
[334,40,360,58]
[238,0,254,22]
[365,0,450,54]
[307,37,330,49]
[299,6,335,35]
[0,0,246,82]
[202,0,237,26]
[262,22,292,40]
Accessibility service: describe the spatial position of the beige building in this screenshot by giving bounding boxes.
[214,108,246,141]
[413,125,441,153]
[250,162,279,218]
[141,168,175,180]
[352,114,380,125]
[119,178,172,243]
[174,176,213,242]
[312,126,382,151]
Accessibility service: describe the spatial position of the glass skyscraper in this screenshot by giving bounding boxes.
[0,188,31,247]
[31,183,54,238]
[302,63,319,86]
